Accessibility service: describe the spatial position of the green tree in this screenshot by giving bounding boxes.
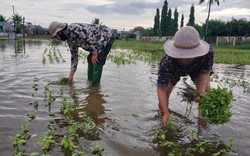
[180,14,184,28]
[187,4,195,26]
[134,26,153,36]
[199,0,225,41]
[206,19,226,36]
[166,8,172,36]
[91,18,102,25]
[225,18,250,36]
[153,8,160,36]
[0,14,8,22]
[160,0,168,36]
[11,13,23,33]
[172,8,179,35]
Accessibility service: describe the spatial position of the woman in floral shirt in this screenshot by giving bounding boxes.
[157,26,214,126]
[49,21,114,86]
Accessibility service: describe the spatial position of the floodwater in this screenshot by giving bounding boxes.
[0,39,249,156]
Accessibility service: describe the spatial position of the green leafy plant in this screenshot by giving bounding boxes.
[165,120,179,133]
[59,77,69,85]
[60,98,75,118]
[179,82,233,125]
[25,113,36,122]
[10,124,32,155]
[90,143,105,156]
[200,87,233,125]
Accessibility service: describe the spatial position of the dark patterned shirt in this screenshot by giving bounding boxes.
[157,45,214,87]
[66,23,113,71]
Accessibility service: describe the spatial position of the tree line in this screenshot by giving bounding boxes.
[135,0,250,42]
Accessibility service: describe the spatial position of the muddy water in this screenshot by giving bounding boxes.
[0,40,249,156]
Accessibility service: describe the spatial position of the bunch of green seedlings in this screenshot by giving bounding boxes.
[59,76,69,85]
[179,82,233,125]
[42,45,66,64]
[153,121,235,155]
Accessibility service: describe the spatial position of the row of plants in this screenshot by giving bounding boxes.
[10,76,107,156]
[42,45,66,64]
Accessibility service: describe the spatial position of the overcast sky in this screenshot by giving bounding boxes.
[1,0,250,31]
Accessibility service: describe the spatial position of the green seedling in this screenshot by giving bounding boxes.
[25,113,36,122]
[61,134,76,153]
[165,120,179,133]
[44,85,56,111]
[60,98,75,117]
[37,134,56,153]
[159,140,175,148]
[59,77,69,85]
[37,124,56,153]
[90,144,105,156]
[10,124,31,155]
[78,112,99,140]
[132,113,138,117]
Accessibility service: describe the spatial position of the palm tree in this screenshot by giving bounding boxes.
[199,0,224,41]
[0,14,7,22]
[11,13,23,33]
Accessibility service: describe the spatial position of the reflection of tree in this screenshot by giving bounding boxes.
[8,40,26,55]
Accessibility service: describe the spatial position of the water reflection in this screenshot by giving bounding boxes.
[74,86,107,125]
[0,39,44,54]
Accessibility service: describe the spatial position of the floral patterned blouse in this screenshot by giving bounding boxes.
[66,23,113,71]
[157,45,214,87]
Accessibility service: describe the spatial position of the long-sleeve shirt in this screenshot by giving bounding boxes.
[66,23,113,71]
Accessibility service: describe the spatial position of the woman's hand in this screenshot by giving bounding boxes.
[91,54,98,65]
[162,113,171,126]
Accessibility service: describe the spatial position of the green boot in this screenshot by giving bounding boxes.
[92,65,103,87]
[87,63,94,81]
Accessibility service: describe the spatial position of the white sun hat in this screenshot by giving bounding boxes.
[48,21,67,37]
[164,26,209,58]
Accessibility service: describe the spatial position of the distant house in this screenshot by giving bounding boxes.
[0,22,15,39]
[0,22,6,33]
[0,22,14,32]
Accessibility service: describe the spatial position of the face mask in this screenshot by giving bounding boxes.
[57,31,68,41]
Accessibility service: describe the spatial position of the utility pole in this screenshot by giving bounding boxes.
[12,5,15,32]
[22,17,25,38]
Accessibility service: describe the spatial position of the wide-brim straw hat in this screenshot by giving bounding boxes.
[48,21,67,37]
[164,26,209,58]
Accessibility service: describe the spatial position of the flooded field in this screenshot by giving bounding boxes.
[0,39,250,156]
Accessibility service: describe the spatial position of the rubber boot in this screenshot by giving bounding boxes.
[87,63,94,81]
[91,65,103,87]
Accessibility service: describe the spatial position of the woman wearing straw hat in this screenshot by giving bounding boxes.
[157,26,214,126]
[48,21,114,86]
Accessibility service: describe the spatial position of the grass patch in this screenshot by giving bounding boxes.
[113,40,250,65]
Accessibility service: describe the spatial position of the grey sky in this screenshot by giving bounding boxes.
[1,0,250,30]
